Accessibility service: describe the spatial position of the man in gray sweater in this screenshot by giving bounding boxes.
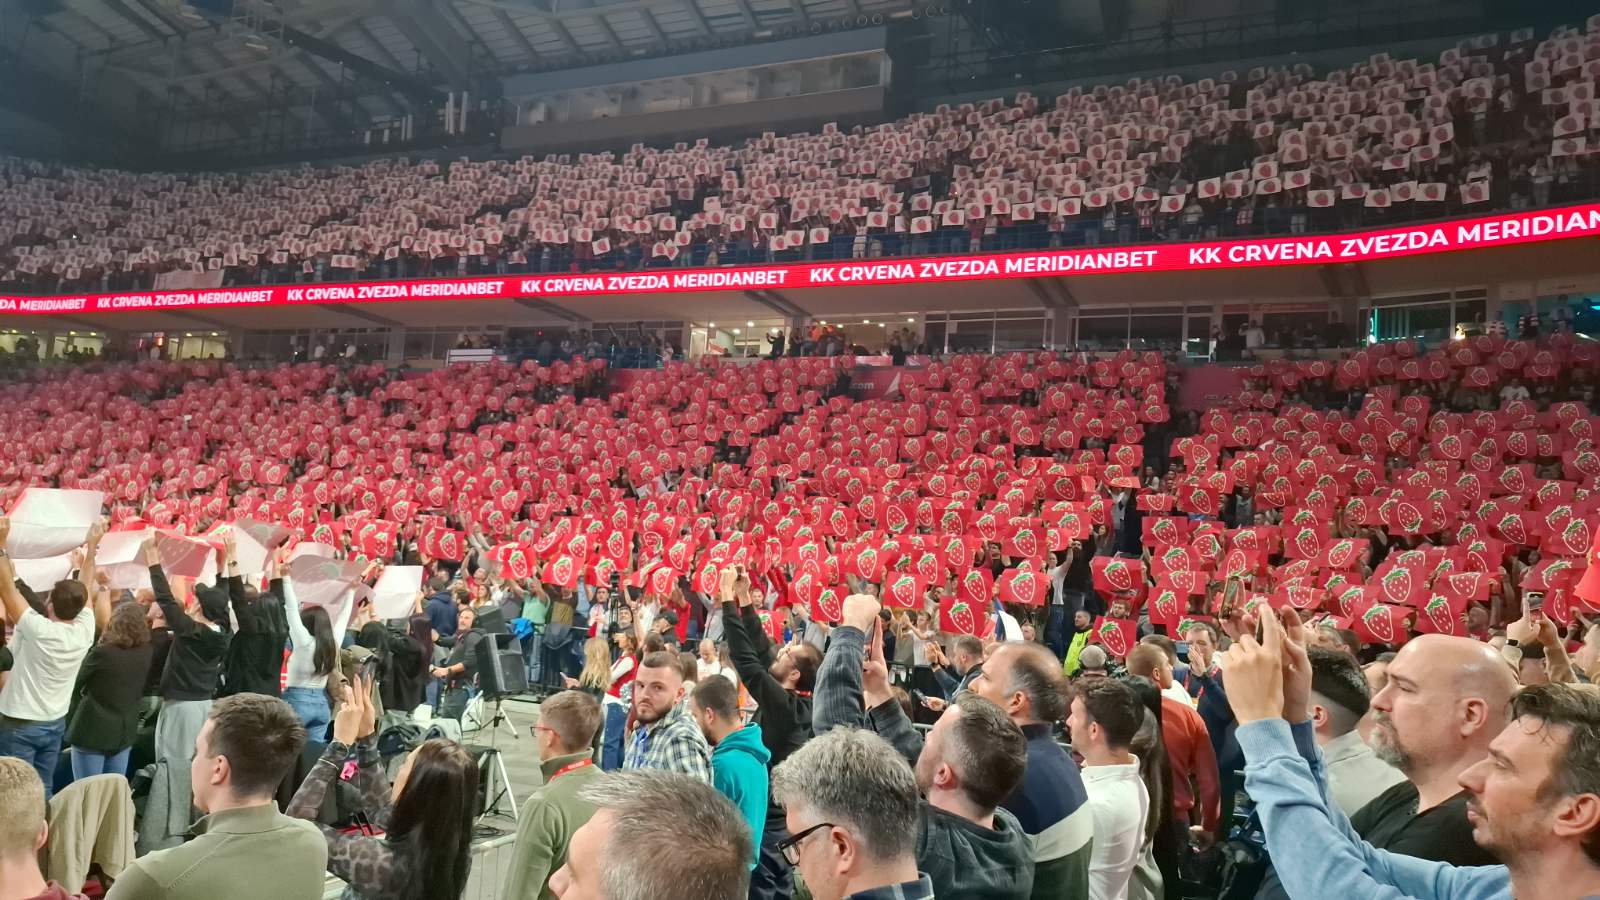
[813,594,1035,900]
[107,694,326,900]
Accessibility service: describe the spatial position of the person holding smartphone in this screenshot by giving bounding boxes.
[1504,594,1577,685]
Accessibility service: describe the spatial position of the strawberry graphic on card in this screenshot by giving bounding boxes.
[1358,604,1400,644]
[884,574,923,610]
[1392,502,1424,534]
[1289,527,1322,559]
[1158,546,1193,573]
[1092,618,1136,658]
[1092,557,1141,592]
[1149,517,1180,545]
[1221,548,1257,579]
[544,554,578,589]
[1559,519,1591,557]
[647,565,675,597]
[811,586,844,624]
[1322,538,1362,570]
[1418,595,1462,635]
[940,597,978,635]
[1497,513,1529,546]
[1150,589,1181,627]
[959,568,994,605]
[999,568,1044,606]
[1380,568,1416,605]
[1009,528,1041,559]
[694,560,720,595]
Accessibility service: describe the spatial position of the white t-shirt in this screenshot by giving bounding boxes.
[1082,760,1151,900]
[0,606,96,721]
[696,659,735,684]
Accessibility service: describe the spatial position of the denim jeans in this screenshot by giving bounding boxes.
[600,702,627,771]
[71,745,132,781]
[0,716,67,799]
[283,687,331,743]
[1044,603,1068,660]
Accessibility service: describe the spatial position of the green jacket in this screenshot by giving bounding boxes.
[1063,630,1092,676]
[711,723,771,870]
[503,751,602,900]
[104,803,326,900]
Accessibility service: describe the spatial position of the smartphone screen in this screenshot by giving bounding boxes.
[1526,591,1546,614]
[1175,640,1190,662]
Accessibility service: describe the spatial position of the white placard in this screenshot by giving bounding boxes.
[289,555,366,609]
[13,555,73,593]
[156,531,214,579]
[8,489,104,559]
[372,566,425,621]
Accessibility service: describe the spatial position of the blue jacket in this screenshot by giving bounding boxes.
[425,591,457,639]
[1001,723,1093,900]
[1239,718,1511,900]
[711,723,771,869]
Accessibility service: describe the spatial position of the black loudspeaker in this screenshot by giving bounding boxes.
[474,631,527,697]
[473,603,507,635]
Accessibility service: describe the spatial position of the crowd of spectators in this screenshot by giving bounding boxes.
[0,332,1593,900]
[4,21,1600,296]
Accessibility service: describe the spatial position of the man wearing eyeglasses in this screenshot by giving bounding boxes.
[770,728,931,900]
[504,691,603,900]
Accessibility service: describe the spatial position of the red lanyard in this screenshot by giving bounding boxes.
[551,759,594,781]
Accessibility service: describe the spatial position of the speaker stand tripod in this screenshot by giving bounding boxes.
[473,696,520,823]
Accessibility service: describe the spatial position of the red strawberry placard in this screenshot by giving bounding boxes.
[998,566,1046,606]
[1091,557,1144,593]
[1090,617,1137,658]
[810,585,846,623]
[882,572,926,610]
[1348,602,1409,645]
[1414,593,1465,636]
[1318,537,1369,571]
[543,554,579,590]
[1148,585,1184,629]
[939,595,979,635]
[957,567,994,605]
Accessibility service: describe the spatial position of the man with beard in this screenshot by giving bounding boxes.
[810,593,1034,899]
[719,568,821,900]
[1352,634,1515,866]
[1226,608,1600,900]
[621,651,711,782]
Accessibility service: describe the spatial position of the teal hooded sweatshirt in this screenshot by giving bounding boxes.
[711,722,772,869]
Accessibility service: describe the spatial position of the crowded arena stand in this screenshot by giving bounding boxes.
[4,18,1600,295]
[2,3,1600,900]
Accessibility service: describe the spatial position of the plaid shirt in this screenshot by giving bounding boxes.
[623,705,712,783]
[846,876,936,900]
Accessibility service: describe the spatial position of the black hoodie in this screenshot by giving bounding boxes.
[151,564,232,702]
[219,578,289,697]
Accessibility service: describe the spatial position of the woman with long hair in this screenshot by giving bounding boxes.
[282,579,339,741]
[573,635,613,697]
[1126,677,1175,900]
[379,613,435,730]
[566,628,638,770]
[66,599,154,779]
[289,676,478,900]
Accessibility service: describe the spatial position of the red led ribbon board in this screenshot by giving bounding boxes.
[3,203,1598,316]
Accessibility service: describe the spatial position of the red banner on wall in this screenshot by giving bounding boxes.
[3,204,1598,316]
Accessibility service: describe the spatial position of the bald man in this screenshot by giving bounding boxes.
[1355,635,1517,866]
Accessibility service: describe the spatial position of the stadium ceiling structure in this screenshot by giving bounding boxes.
[0,0,917,159]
